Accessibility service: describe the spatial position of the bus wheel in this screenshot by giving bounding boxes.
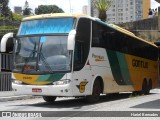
[43,96,57,103]
[86,80,101,103]
[141,79,149,95]
[148,79,152,93]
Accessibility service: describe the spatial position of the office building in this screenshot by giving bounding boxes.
[82,5,88,15]
[90,0,150,24]
[14,6,22,14]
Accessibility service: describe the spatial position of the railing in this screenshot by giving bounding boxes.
[1,53,13,71]
[0,53,13,91]
[0,72,12,91]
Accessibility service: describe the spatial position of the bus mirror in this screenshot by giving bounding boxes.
[1,33,14,52]
[67,29,76,50]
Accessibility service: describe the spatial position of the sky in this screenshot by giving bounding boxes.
[8,0,160,13]
[151,0,160,9]
[8,0,88,13]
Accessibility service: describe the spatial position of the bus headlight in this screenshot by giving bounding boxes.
[53,79,71,85]
[12,79,22,85]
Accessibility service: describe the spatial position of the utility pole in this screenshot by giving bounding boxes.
[158,7,160,31]
[69,0,71,13]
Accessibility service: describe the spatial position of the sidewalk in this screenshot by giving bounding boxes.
[0,91,40,102]
[0,88,160,102]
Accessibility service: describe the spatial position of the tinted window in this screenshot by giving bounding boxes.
[74,18,91,71]
[91,21,158,61]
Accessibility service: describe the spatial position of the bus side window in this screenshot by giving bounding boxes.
[74,18,91,71]
[74,41,83,65]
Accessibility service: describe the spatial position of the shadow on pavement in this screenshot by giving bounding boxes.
[131,99,160,109]
[12,93,132,109]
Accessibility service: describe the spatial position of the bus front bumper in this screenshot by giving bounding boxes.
[12,83,73,97]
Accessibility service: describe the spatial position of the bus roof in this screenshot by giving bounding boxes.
[22,13,157,48]
[22,13,87,21]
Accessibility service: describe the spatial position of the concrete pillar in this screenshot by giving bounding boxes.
[158,7,160,31]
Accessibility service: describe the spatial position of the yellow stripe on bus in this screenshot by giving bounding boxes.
[13,73,50,85]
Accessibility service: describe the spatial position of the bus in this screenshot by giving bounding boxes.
[9,13,159,103]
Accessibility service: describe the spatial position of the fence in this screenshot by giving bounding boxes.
[1,53,13,71]
[0,53,13,91]
[0,72,12,91]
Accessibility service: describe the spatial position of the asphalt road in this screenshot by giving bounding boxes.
[0,89,160,120]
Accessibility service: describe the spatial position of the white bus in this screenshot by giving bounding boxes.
[9,13,159,103]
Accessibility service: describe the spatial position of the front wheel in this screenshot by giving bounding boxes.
[86,80,101,103]
[43,96,57,103]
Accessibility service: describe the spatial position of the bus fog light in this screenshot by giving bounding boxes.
[12,79,22,85]
[53,79,71,85]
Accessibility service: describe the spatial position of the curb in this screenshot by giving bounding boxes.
[0,89,159,102]
[0,95,41,102]
[0,91,41,102]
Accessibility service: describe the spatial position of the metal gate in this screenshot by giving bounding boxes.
[0,72,12,91]
[1,53,13,71]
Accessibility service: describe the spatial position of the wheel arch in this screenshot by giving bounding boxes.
[91,75,104,94]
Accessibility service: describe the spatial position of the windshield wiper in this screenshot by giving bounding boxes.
[22,42,37,73]
[38,43,54,73]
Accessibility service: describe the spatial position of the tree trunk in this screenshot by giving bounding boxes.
[99,11,107,22]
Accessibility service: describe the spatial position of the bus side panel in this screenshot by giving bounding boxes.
[90,48,134,94]
[71,65,93,96]
[125,54,159,91]
[106,50,158,92]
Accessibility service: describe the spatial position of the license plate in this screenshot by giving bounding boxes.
[32,88,42,93]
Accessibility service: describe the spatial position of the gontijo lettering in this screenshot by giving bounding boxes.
[132,59,148,68]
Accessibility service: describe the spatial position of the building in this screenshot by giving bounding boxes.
[82,5,88,15]
[90,0,150,24]
[14,6,22,14]
[90,0,98,17]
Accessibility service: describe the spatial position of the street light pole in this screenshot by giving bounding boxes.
[69,0,71,13]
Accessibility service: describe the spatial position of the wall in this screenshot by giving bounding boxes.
[119,16,160,42]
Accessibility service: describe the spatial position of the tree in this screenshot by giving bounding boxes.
[94,0,111,22]
[23,8,32,16]
[12,13,23,21]
[23,0,33,16]
[0,0,12,17]
[35,5,64,15]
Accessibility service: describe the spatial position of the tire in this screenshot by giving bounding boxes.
[43,96,56,103]
[141,79,149,95]
[132,91,141,96]
[147,79,152,94]
[86,80,101,103]
[149,79,152,91]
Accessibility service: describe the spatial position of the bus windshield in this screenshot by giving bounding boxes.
[18,18,75,35]
[13,17,75,74]
[14,35,72,74]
